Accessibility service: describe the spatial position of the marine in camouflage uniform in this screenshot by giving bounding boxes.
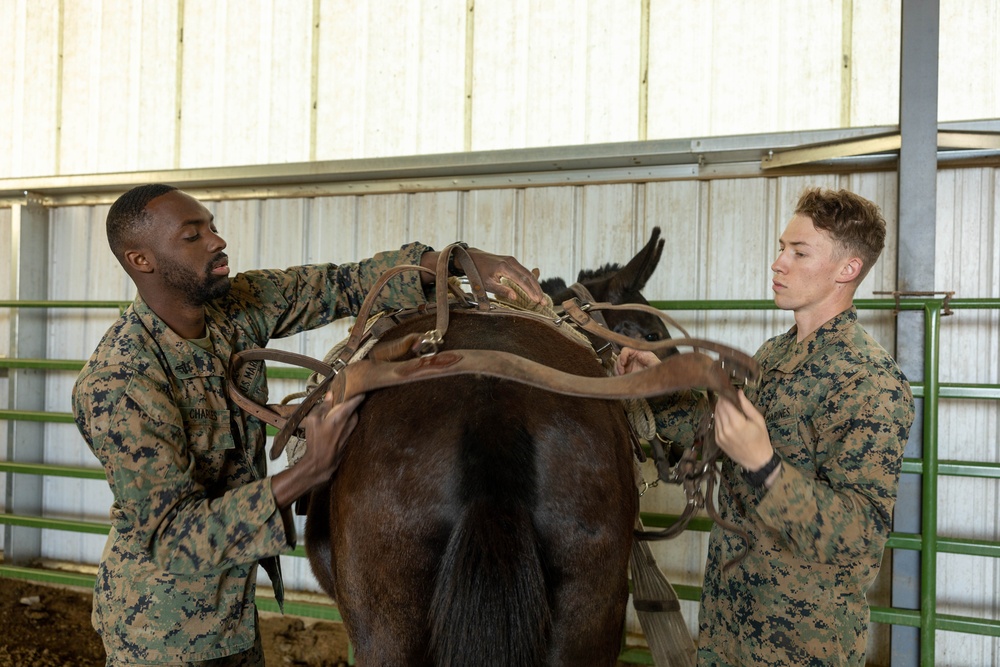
[624,188,915,666]
[72,184,545,666]
[73,247,430,664]
[696,307,913,665]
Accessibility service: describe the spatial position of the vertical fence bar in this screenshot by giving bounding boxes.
[4,196,49,564]
[919,301,941,665]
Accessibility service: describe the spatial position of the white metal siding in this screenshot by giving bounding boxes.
[933,167,1000,666]
[470,0,643,150]
[3,1,999,178]
[3,0,61,177]
[648,0,845,138]
[179,0,316,167]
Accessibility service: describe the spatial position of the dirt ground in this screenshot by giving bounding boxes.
[0,578,351,667]
[0,577,644,666]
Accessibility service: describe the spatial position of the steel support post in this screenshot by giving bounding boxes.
[893,1,940,665]
[4,194,49,564]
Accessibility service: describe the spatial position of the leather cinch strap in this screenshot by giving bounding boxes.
[227,347,334,431]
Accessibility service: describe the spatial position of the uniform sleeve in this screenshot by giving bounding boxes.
[235,242,433,341]
[649,389,711,446]
[754,369,914,565]
[73,367,291,574]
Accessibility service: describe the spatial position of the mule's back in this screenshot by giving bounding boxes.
[305,310,638,666]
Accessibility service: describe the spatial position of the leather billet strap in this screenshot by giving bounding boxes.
[226,346,334,431]
[435,243,491,313]
[568,282,609,329]
[335,242,489,369]
[566,282,615,365]
[228,329,747,434]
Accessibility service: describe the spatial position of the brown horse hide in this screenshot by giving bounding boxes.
[304,311,638,667]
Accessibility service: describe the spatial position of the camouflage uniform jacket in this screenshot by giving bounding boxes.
[694,307,914,666]
[653,307,913,667]
[72,243,430,664]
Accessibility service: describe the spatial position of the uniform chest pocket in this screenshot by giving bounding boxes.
[180,407,236,453]
[180,407,237,486]
[766,410,799,447]
[767,411,817,473]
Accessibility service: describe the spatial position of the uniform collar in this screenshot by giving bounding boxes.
[768,306,857,373]
[133,295,227,379]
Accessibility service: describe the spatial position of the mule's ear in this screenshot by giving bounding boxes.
[540,277,568,297]
[611,227,664,293]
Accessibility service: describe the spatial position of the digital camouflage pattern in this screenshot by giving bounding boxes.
[72,244,430,664]
[656,308,913,667]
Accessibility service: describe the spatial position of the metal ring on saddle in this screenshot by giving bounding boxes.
[417,329,444,357]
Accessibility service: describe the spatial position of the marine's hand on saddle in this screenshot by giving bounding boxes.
[469,249,546,305]
[270,392,365,510]
[420,247,546,305]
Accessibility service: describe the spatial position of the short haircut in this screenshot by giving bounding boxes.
[795,187,886,283]
[106,184,178,261]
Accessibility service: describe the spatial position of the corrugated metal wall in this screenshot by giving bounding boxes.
[3,0,996,178]
[933,167,1000,666]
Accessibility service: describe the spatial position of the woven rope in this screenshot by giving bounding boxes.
[624,395,657,441]
[492,278,591,350]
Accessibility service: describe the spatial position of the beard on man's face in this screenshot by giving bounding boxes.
[158,254,231,306]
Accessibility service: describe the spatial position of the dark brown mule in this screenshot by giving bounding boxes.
[304,233,668,667]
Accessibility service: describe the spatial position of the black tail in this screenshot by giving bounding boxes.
[429,416,549,667]
[430,501,549,667]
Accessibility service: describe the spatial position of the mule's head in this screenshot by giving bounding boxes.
[542,227,670,345]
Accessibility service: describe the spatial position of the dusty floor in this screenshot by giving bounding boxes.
[0,578,351,667]
[0,577,645,666]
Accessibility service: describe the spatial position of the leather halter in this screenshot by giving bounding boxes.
[566,282,692,358]
[226,244,760,554]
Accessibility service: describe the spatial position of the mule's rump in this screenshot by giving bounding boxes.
[305,312,638,666]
